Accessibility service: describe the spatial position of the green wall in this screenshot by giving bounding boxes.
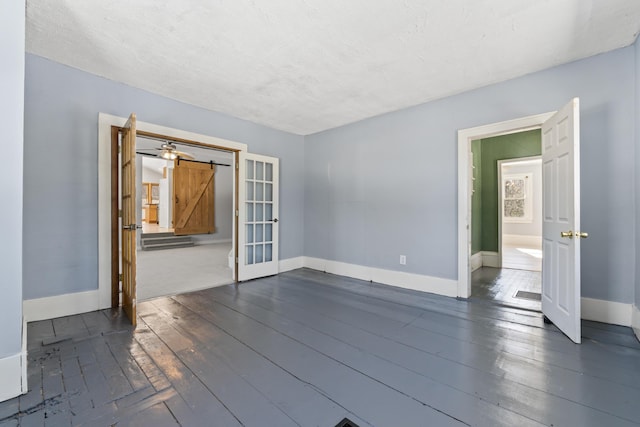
[471,129,541,253]
[471,139,482,254]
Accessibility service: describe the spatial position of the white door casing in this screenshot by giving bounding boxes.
[541,97,582,344]
[457,112,554,298]
[238,152,279,281]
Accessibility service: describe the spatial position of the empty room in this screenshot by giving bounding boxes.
[3,1,640,426]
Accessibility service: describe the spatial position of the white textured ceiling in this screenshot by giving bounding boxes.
[26,1,640,135]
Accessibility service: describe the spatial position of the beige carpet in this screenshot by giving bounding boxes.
[137,242,233,301]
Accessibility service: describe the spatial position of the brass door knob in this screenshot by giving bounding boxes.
[560,231,573,238]
[575,231,588,238]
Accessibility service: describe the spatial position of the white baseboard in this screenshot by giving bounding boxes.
[302,257,458,297]
[24,257,304,321]
[23,262,639,334]
[470,252,482,272]
[21,318,27,394]
[581,297,632,327]
[279,256,304,273]
[481,251,500,268]
[470,251,498,271]
[23,290,100,322]
[303,256,329,272]
[0,352,24,402]
[632,305,640,342]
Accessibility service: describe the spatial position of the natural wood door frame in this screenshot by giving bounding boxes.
[109,122,241,308]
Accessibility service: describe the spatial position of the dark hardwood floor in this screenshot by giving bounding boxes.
[471,267,542,311]
[1,268,639,426]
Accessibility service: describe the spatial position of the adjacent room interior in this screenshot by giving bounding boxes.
[135,137,235,301]
[470,130,543,311]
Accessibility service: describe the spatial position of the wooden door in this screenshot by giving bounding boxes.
[173,159,216,235]
[238,152,279,281]
[541,98,584,343]
[121,113,137,326]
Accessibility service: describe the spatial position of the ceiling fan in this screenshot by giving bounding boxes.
[137,141,195,160]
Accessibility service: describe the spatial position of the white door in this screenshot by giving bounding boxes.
[541,98,585,343]
[238,152,279,281]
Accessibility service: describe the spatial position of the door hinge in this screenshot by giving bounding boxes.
[118,145,121,154]
[118,209,122,218]
[118,273,123,281]
[236,210,239,217]
[236,163,239,170]
[236,257,239,263]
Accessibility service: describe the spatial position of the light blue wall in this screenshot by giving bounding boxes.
[23,44,640,305]
[635,38,640,309]
[1,0,25,361]
[24,54,305,300]
[305,46,636,304]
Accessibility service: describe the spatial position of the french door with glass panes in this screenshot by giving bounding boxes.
[238,152,279,281]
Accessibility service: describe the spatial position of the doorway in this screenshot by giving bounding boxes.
[468,131,542,310]
[461,98,583,343]
[457,110,554,302]
[115,130,240,306]
[100,113,281,327]
[98,113,248,313]
[135,137,236,301]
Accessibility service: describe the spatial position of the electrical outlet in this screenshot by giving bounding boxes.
[399,255,407,265]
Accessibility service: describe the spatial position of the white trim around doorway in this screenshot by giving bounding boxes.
[457,112,554,298]
[97,113,248,311]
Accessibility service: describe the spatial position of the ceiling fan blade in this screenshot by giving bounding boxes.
[136,151,160,157]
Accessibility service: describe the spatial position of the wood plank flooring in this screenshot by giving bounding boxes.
[471,267,541,311]
[2,269,640,426]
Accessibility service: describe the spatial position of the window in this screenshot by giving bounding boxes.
[502,173,532,223]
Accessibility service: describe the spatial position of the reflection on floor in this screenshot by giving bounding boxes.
[471,267,541,311]
[137,242,232,301]
[4,269,639,426]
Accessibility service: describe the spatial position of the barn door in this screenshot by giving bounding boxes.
[541,98,585,344]
[173,159,215,236]
[120,113,137,326]
[238,152,279,281]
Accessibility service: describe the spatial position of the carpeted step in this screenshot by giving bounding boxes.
[141,241,195,251]
[141,233,194,250]
[141,232,175,239]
